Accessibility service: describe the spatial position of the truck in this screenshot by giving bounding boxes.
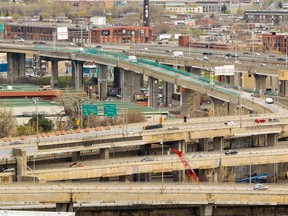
[143,124,163,130]
[173,51,184,58]
[128,55,137,63]
[134,93,148,101]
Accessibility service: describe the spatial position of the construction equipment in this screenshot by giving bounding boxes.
[171,148,201,184]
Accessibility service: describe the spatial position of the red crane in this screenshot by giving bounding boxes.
[171,148,201,184]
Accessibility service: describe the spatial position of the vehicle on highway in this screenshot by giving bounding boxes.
[0,167,15,172]
[253,183,268,190]
[277,57,286,61]
[69,162,83,168]
[268,118,279,122]
[224,121,237,126]
[202,52,212,55]
[255,118,266,123]
[265,97,274,104]
[255,52,261,56]
[243,52,252,55]
[203,56,209,61]
[141,157,154,162]
[168,126,179,130]
[260,63,267,67]
[231,54,239,58]
[122,49,129,53]
[128,55,137,63]
[143,124,163,130]
[225,149,238,155]
[173,51,184,58]
[9,141,22,145]
[224,53,231,57]
[164,49,172,53]
[249,113,258,117]
[140,47,148,51]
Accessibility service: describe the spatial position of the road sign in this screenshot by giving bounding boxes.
[104,104,117,117]
[82,104,98,116]
[0,24,3,33]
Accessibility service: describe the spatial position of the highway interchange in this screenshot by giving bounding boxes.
[0,41,288,212]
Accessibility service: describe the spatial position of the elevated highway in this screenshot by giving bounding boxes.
[0,183,287,206]
[0,44,286,114]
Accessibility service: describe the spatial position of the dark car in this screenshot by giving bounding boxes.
[9,141,22,145]
[268,118,279,122]
[202,52,212,55]
[277,58,286,61]
[224,53,232,57]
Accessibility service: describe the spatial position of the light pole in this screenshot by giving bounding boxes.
[249,150,252,184]
[160,140,164,193]
[285,36,287,67]
[32,97,39,147]
[188,28,191,56]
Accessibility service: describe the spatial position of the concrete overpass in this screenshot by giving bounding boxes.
[0,44,286,116]
[0,183,288,215]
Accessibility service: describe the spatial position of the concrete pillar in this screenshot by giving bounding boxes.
[100,148,109,159]
[254,74,267,96]
[71,60,84,89]
[139,144,151,155]
[120,70,141,102]
[267,133,277,147]
[119,175,130,182]
[56,203,73,212]
[172,141,185,182]
[148,77,159,108]
[180,89,200,117]
[113,67,121,88]
[279,80,288,97]
[200,204,213,216]
[214,137,223,151]
[233,72,241,87]
[210,97,229,116]
[199,138,209,151]
[163,81,174,107]
[98,64,108,101]
[72,151,81,161]
[50,60,59,88]
[7,52,26,83]
[12,149,27,179]
[140,173,152,182]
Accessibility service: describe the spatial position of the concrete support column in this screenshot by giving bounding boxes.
[199,138,209,152]
[113,67,121,88]
[119,175,130,182]
[172,141,185,182]
[140,173,152,182]
[254,74,267,97]
[279,80,288,97]
[7,52,26,83]
[210,97,229,116]
[233,72,241,86]
[267,133,277,147]
[139,144,151,155]
[71,60,83,89]
[56,203,73,212]
[98,64,108,101]
[200,204,213,216]
[213,137,223,151]
[50,60,59,88]
[162,81,174,107]
[148,77,159,108]
[180,89,200,117]
[100,148,109,159]
[72,151,81,161]
[12,149,27,180]
[121,69,141,102]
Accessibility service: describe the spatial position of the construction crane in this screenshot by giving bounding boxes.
[171,148,201,184]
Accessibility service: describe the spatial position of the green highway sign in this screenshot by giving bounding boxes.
[0,24,3,33]
[82,104,98,116]
[104,104,117,117]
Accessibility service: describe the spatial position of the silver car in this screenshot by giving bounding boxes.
[254,184,268,190]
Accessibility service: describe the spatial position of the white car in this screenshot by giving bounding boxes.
[254,183,268,190]
[265,97,274,104]
[225,121,237,126]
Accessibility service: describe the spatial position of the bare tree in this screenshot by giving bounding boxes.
[0,105,16,138]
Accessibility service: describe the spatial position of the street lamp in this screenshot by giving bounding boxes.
[32,97,39,147]
[285,36,287,67]
[160,140,164,193]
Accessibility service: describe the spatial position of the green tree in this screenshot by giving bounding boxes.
[191,28,203,38]
[28,114,54,133]
[0,106,16,138]
[278,1,282,8]
[221,4,227,13]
